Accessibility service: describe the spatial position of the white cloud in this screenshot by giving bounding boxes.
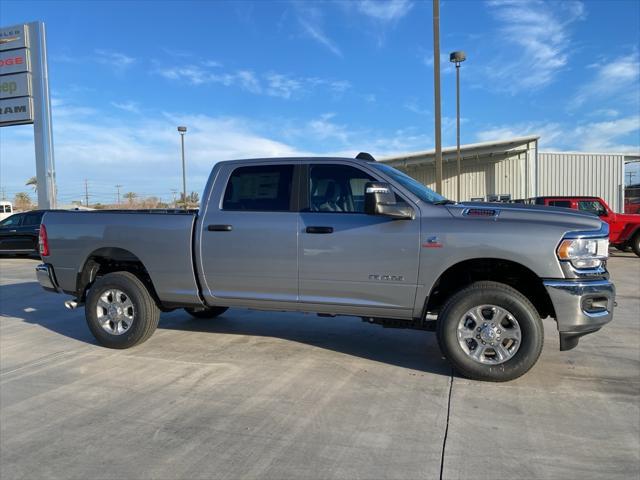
[485,0,585,92]
[94,49,136,70]
[111,101,140,114]
[356,0,413,22]
[476,115,640,153]
[404,99,430,116]
[265,73,302,99]
[0,103,308,204]
[156,62,350,100]
[298,18,342,57]
[570,51,640,109]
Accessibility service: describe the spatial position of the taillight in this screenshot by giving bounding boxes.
[39,224,50,257]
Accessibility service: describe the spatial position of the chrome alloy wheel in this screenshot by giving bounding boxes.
[456,304,521,365]
[96,289,135,335]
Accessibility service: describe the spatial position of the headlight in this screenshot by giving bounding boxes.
[557,237,609,269]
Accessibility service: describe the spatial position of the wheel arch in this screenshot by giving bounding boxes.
[424,258,555,320]
[76,247,161,307]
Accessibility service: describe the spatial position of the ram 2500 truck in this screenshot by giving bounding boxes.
[36,156,615,381]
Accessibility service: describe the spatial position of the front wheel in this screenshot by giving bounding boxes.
[85,271,160,349]
[436,281,544,382]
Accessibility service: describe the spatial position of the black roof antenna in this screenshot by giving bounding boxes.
[356,152,376,161]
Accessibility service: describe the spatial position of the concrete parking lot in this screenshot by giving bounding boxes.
[1,253,638,480]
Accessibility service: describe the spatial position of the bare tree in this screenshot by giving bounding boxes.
[14,192,32,210]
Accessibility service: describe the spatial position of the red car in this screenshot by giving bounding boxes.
[531,196,640,257]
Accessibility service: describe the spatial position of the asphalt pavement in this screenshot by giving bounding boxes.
[0,252,638,479]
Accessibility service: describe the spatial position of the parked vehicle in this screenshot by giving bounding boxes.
[36,156,615,381]
[0,210,46,255]
[0,201,13,222]
[529,196,640,257]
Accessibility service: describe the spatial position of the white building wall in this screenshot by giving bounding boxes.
[396,145,537,201]
[537,153,625,212]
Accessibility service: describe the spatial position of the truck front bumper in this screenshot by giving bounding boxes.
[36,263,61,293]
[543,279,615,351]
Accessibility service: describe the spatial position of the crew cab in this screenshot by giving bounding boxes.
[530,196,640,256]
[36,156,615,381]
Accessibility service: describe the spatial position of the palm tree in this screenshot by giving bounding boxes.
[25,176,37,193]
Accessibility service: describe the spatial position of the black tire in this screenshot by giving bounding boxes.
[631,233,640,257]
[184,306,228,319]
[85,271,160,349]
[436,281,544,382]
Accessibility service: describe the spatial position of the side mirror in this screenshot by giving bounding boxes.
[364,182,413,219]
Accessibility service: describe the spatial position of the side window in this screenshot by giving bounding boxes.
[23,212,43,226]
[578,200,606,216]
[549,200,572,208]
[308,164,376,213]
[222,164,294,212]
[0,214,22,227]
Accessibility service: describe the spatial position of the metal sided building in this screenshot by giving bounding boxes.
[379,136,638,212]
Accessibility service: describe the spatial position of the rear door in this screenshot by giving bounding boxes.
[0,214,24,251]
[16,211,43,251]
[298,162,420,313]
[199,162,300,303]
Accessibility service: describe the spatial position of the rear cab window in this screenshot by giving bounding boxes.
[548,200,572,208]
[222,164,294,212]
[578,200,607,216]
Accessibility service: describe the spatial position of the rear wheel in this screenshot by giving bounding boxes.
[631,233,640,257]
[184,306,228,319]
[85,272,160,349]
[437,281,544,382]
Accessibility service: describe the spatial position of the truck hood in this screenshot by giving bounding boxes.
[445,202,605,233]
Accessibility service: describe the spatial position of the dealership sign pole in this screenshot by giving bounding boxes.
[0,21,56,209]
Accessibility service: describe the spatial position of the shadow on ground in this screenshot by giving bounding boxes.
[0,281,450,377]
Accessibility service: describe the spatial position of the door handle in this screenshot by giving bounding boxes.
[306,226,333,234]
[207,224,233,232]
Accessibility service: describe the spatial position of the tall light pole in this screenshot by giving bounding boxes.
[433,0,443,194]
[450,51,466,202]
[178,126,187,209]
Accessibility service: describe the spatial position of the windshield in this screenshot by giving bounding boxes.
[371,163,447,204]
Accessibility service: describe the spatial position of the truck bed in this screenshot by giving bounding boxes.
[42,210,202,306]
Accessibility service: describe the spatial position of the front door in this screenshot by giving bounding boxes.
[199,162,299,303]
[298,163,421,313]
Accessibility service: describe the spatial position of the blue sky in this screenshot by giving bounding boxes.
[1,0,639,205]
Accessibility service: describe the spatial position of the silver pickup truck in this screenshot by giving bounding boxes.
[36,155,615,381]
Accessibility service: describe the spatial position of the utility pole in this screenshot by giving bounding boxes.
[115,184,122,206]
[178,126,187,209]
[450,51,467,202]
[84,179,89,207]
[433,0,443,194]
